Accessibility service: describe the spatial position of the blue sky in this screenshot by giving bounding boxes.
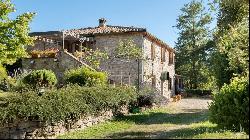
[10,0,216,48]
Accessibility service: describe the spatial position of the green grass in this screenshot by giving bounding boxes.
[57,106,249,139]
[57,121,134,139]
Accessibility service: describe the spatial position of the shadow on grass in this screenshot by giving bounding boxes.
[114,109,208,125]
[105,126,223,139]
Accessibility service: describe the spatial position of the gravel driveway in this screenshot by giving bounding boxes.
[166,97,212,113]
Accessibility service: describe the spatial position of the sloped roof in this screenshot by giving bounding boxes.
[30,25,174,52]
[64,25,146,36]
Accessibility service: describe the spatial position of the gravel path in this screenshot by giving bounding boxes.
[170,97,212,111]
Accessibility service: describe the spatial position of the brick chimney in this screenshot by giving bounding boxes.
[99,18,107,27]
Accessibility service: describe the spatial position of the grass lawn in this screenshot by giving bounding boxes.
[57,103,249,139]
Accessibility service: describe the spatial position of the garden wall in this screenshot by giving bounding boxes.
[0,107,128,139]
[22,51,91,83]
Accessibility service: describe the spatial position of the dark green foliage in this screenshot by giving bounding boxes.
[209,50,234,89]
[0,85,137,124]
[210,0,249,88]
[129,86,168,113]
[23,69,57,88]
[217,0,249,33]
[64,67,107,87]
[209,77,249,134]
[185,89,212,97]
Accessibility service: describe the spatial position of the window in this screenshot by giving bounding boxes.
[169,51,173,64]
[151,44,155,60]
[168,77,172,90]
[152,75,156,88]
[161,47,166,62]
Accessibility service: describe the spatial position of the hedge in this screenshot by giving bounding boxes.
[209,77,249,134]
[0,85,137,125]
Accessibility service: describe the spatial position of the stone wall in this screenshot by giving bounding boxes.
[22,51,90,83]
[95,33,144,86]
[0,106,128,139]
[93,33,175,97]
[142,37,175,99]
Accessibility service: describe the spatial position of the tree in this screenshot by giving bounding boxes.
[114,39,143,60]
[210,0,249,89]
[74,48,109,70]
[174,0,212,89]
[208,0,249,133]
[0,0,35,65]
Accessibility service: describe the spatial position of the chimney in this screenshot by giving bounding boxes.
[99,18,107,27]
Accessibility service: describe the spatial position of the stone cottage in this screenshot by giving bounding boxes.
[23,18,176,98]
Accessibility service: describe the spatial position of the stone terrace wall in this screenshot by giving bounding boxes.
[0,106,128,139]
[22,51,91,83]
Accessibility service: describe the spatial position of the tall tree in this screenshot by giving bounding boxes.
[175,0,212,89]
[210,0,249,89]
[0,0,35,66]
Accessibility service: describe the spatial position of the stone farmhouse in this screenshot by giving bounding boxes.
[23,18,178,99]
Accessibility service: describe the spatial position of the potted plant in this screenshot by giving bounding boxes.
[30,50,41,58]
[41,48,59,58]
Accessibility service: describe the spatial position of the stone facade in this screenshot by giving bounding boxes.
[24,19,176,98]
[94,33,175,98]
[96,34,144,86]
[142,38,175,98]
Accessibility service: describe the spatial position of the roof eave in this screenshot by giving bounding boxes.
[142,32,175,53]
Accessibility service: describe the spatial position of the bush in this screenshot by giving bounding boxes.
[185,89,212,97]
[0,85,137,124]
[208,76,249,134]
[64,67,107,87]
[0,65,7,81]
[0,65,9,91]
[23,69,57,88]
[129,86,168,113]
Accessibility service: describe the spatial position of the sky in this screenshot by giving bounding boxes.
[10,0,216,48]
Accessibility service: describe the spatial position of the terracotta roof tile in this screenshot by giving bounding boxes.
[30,25,174,52]
[64,25,146,37]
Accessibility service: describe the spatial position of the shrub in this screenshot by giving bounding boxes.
[23,69,57,88]
[0,65,7,81]
[0,77,17,92]
[0,65,8,91]
[129,86,168,113]
[64,67,107,87]
[0,85,137,124]
[208,76,249,134]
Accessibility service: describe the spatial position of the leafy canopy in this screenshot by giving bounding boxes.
[74,48,109,69]
[174,0,212,89]
[114,39,143,60]
[0,0,35,65]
